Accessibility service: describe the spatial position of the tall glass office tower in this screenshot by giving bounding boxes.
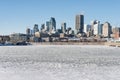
[49,17,56,32]
[75,14,84,34]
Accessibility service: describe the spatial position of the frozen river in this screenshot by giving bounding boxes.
[0,45,120,80]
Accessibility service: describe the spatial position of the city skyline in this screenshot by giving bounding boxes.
[0,0,120,35]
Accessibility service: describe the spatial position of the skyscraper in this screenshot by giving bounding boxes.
[84,24,91,34]
[98,24,103,35]
[102,22,112,38]
[49,17,56,32]
[90,20,97,36]
[93,20,100,35]
[46,21,50,31]
[41,24,45,30]
[33,24,39,34]
[61,22,66,33]
[26,28,31,35]
[75,14,84,33]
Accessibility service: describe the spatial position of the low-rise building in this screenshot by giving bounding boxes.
[10,33,27,43]
[112,27,120,40]
[102,22,112,38]
[0,36,10,43]
[60,33,65,38]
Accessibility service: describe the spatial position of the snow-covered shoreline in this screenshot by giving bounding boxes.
[0,45,120,80]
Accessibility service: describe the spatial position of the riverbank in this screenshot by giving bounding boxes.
[31,42,106,45]
[31,42,120,48]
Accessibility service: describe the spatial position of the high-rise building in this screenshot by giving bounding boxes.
[90,20,97,36]
[57,29,62,33]
[93,21,100,35]
[75,14,84,33]
[33,24,39,34]
[102,22,112,38]
[98,24,103,35]
[26,28,31,35]
[84,24,91,33]
[61,22,66,33]
[46,21,50,31]
[49,17,56,32]
[67,27,72,35]
[90,20,102,36]
[41,24,45,30]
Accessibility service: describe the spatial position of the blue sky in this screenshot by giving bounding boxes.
[0,0,120,35]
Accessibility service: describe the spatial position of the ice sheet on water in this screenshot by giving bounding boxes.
[0,45,120,80]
